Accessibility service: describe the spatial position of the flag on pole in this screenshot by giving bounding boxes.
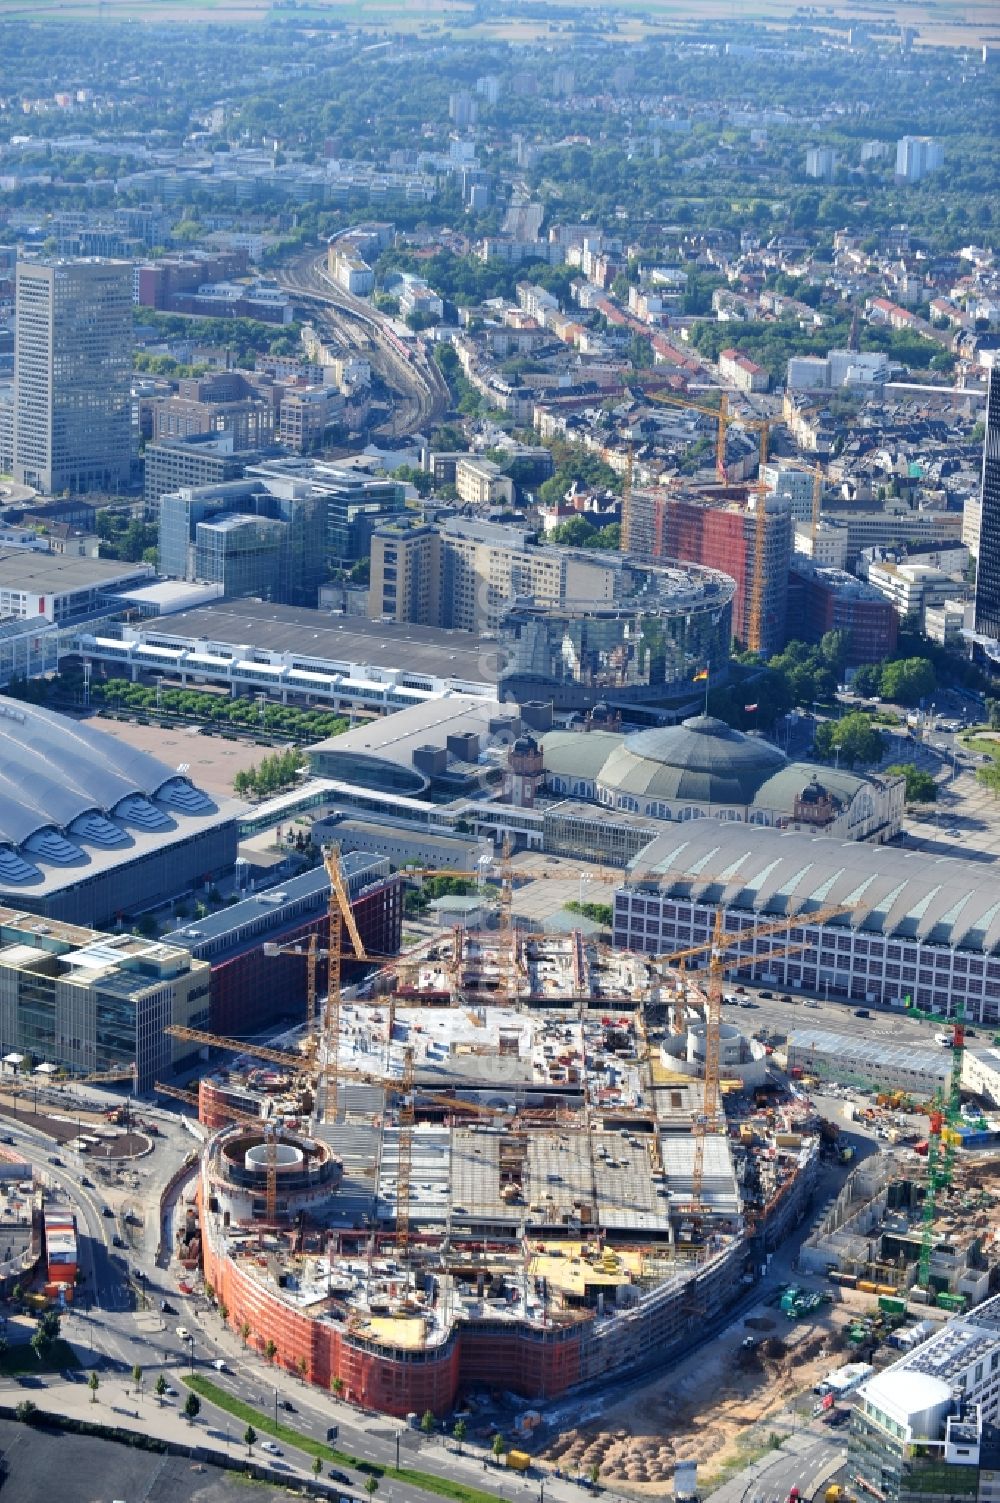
[692,667,709,682]
[744,703,759,713]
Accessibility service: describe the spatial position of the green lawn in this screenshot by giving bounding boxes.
[960,732,998,760]
[0,1338,80,1375]
[183,1375,505,1503]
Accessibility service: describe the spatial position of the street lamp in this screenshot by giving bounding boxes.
[188,1334,195,1372]
[274,1385,279,1433]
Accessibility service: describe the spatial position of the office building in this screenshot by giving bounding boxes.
[158,476,325,606]
[143,433,263,508]
[169,858,401,1037]
[626,490,793,657]
[789,564,898,664]
[764,464,816,523]
[0,909,210,1093]
[147,371,275,451]
[974,368,1000,638]
[895,135,945,183]
[13,259,132,495]
[370,516,619,632]
[851,1298,1000,1503]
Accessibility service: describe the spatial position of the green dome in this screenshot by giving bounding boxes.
[597,715,788,805]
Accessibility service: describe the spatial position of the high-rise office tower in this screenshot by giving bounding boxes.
[14,259,132,495]
[974,366,1000,639]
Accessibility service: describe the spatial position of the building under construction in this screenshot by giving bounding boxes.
[182,913,823,1417]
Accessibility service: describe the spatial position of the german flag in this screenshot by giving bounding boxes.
[692,667,709,682]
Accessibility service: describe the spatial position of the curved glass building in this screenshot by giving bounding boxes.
[498,557,735,713]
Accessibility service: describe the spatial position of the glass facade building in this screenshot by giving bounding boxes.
[974,367,1000,639]
[498,560,734,712]
[14,259,132,495]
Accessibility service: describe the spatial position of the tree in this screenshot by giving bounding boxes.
[985,697,1000,731]
[244,1423,257,1453]
[15,1400,37,1424]
[30,1330,47,1362]
[879,657,936,707]
[184,1391,201,1424]
[420,1409,436,1434]
[88,1371,100,1404]
[155,1374,167,1406]
[491,1433,505,1464]
[589,1464,601,1486]
[314,1456,324,1479]
[219,1301,229,1324]
[885,763,938,804]
[814,712,884,768]
[132,1363,143,1395]
[264,1339,277,1365]
[296,1355,308,1382]
[365,1478,379,1502]
[977,763,1000,798]
[453,1418,468,1452]
[240,1320,251,1348]
[852,663,882,698]
[331,1375,346,1397]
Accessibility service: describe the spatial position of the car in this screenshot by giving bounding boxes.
[175,1325,191,1341]
[80,1176,93,1187]
[160,1298,175,1314]
[260,1440,282,1456]
[0,1134,15,1145]
[112,1234,126,1248]
[279,1399,296,1412]
[47,1156,63,1167]
[102,1206,114,1218]
[328,1469,350,1485]
[212,1359,228,1372]
[853,1008,871,1019]
[163,1385,178,1397]
[779,994,793,1003]
[340,1495,355,1503]
[759,991,774,1000]
[803,999,820,1009]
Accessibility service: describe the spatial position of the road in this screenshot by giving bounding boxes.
[276,251,451,440]
[0,1109,574,1503]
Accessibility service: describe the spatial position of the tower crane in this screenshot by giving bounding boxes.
[159,1033,505,1250]
[639,388,733,480]
[638,386,773,654]
[656,898,853,1207]
[322,842,368,1127]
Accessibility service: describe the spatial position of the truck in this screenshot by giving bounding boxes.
[507,1451,531,1473]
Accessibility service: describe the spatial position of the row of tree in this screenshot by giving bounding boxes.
[232,750,305,800]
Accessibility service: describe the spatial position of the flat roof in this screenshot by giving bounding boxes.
[310,694,506,760]
[137,600,499,683]
[0,553,151,593]
[166,852,389,951]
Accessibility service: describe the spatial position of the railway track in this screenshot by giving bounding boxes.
[276,253,450,439]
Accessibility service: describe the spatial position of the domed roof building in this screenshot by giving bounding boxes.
[595,717,786,807]
[540,714,903,842]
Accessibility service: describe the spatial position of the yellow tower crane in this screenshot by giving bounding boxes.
[655,897,853,1207]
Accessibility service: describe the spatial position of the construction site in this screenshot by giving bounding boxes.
[153,844,841,1417]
